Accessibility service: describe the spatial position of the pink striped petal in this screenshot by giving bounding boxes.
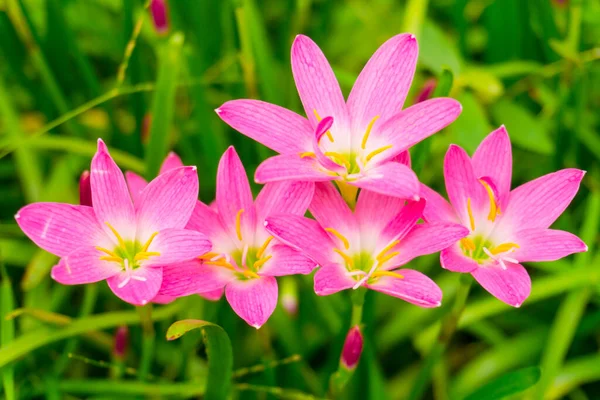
[471,262,531,307]
[264,214,334,267]
[158,259,231,297]
[198,288,224,301]
[225,276,278,328]
[53,247,122,284]
[79,170,92,207]
[309,182,358,239]
[216,100,313,154]
[125,172,148,204]
[217,147,256,241]
[313,263,355,296]
[159,152,184,174]
[259,244,318,276]
[355,189,404,236]
[440,245,479,273]
[419,183,457,223]
[152,294,175,304]
[145,229,211,266]
[186,201,236,252]
[347,34,418,139]
[381,198,426,242]
[394,150,411,167]
[107,266,163,306]
[135,166,199,239]
[91,139,136,240]
[443,145,488,227]
[511,228,587,262]
[472,126,512,210]
[255,181,315,222]
[291,35,350,146]
[366,269,442,307]
[312,117,347,174]
[350,162,419,200]
[255,155,335,184]
[16,203,108,257]
[499,169,585,230]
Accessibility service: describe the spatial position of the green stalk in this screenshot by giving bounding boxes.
[137,304,155,381]
[401,0,429,38]
[1,258,16,400]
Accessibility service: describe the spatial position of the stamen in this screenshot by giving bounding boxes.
[323,152,351,170]
[324,228,350,250]
[490,242,520,255]
[198,252,220,260]
[105,222,126,248]
[241,244,249,268]
[299,152,316,158]
[117,276,131,289]
[256,236,274,259]
[235,209,244,241]
[479,179,500,222]
[361,115,380,149]
[371,270,404,279]
[132,275,147,282]
[141,232,159,252]
[376,251,400,266]
[460,238,476,251]
[346,270,367,277]
[204,260,236,270]
[253,255,272,270]
[242,269,260,279]
[96,246,120,258]
[466,198,476,231]
[376,240,400,261]
[313,109,334,142]
[365,145,393,162]
[334,249,354,267]
[99,256,123,263]
[134,251,161,261]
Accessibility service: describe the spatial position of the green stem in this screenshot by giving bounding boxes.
[137,304,155,381]
[336,181,359,210]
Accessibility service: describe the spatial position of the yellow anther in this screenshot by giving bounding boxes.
[256,236,274,259]
[99,256,123,263]
[376,240,400,261]
[371,270,404,279]
[365,145,393,162]
[235,209,244,241]
[198,252,220,260]
[479,179,500,222]
[313,109,334,142]
[490,242,520,255]
[376,251,400,265]
[242,269,260,279]
[105,222,126,248]
[361,115,380,149]
[324,152,351,170]
[134,251,161,261]
[141,232,159,252]
[466,198,476,231]
[334,249,354,267]
[253,255,272,270]
[460,238,476,251]
[325,228,350,250]
[204,260,236,270]
[299,151,316,158]
[96,246,120,258]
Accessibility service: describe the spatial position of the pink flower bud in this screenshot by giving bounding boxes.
[79,170,92,207]
[113,326,129,359]
[414,78,436,104]
[150,0,169,34]
[340,325,363,370]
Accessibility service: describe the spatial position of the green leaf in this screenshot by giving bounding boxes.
[463,366,541,400]
[419,20,462,75]
[1,260,16,400]
[447,91,490,154]
[166,319,233,400]
[491,99,554,154]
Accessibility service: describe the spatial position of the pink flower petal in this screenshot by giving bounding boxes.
[158,259,231,297]
[309,182,358,239]
[79,170,92,207]
[419,183,457,223]
[347,34,418,141]
[355,189,405,237]
[471,262,531,307]
[198,288,224,301]
[91,139,136,240]
[510,228,587,262]
[135,166,199,239]
[350,162,419,200]
[366,269,442,307]
[107,266,163,306]
[125,171,148,204]
[255,181,315,222]
[264,214,334,267]
[258,244,318,276]
[498,169,585,230]
[314,263,356,296]
[440,245,479,273]
[53,247,122,284]
[186,201,236,251]
[291,35,350,146]
[152,294,175,304]
[471,126,512,210]
[255,154,335,184]
[216,99,313,154]
[311,117,347,174]
[225,276,278,328]
[145,228,211,267]
[380,198,426,243]
[16,203,109,257]
[217,147,257,242]
[394,150,411,168]
[159,152,183,174]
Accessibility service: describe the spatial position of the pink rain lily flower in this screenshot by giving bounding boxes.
[420,126,587,307]
[264,182,469,307]
[216,34,461,199]
[159,146,316,328]
[16,139,211,306]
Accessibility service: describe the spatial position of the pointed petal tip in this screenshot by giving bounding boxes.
[409,33,416,40]
[215,107,223,115]
[97,138,108,153]
[252,323,262,329]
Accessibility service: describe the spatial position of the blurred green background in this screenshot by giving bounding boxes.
[1,0,599,399]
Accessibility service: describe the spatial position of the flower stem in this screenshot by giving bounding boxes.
[408,274,473,400]
[136,304,155,381]
[336,181,358,210]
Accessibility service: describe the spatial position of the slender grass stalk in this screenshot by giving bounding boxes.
[402,0,429,38]
[136,304,155,381]
[1,257,16,400]
[116,0,151,87]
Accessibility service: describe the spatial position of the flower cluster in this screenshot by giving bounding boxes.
[16,33,586,328]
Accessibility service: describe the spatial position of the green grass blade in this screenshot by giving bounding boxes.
[1,259,16,400]
[463,367,541,400]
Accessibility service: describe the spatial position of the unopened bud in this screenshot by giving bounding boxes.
[150,0,169,35]
[340,325,363,370]
[79,170,92,207]
[414,78,436,104]
[113,326,129,359]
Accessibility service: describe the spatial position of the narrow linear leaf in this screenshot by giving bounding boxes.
[1,260,16,400]
[463,366,541,400]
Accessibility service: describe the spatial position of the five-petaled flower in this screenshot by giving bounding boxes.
[158,146,317,328]
[216,33,462,200]
[420,126,587,307]
[16,139,211,306]
[264,182,469,307]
